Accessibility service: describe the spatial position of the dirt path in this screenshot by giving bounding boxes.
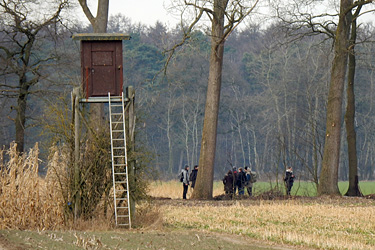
[0,229,315,250]
[0,234,26,250]
[2,196,370,250]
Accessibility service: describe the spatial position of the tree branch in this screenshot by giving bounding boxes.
[78,0,96,26]
[160,4,205,78]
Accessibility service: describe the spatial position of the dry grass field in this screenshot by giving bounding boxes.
[148,180,225,199]
[148,181,375,250]
[158,199,375,250]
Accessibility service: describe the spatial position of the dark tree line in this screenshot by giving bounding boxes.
[1,9,375,187]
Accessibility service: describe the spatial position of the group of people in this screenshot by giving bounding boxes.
[180,165,198,199]
[223,166,256,199]
[180,165,295,199]
[222,166,295,198]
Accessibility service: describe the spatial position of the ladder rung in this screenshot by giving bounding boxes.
[113,139,124,141]
[115,200,128,203]
[117,224,129,226]
[112,130,124,132]
[112,113,123,115]
[116,190,127,192]
[111,104,123,107]
[112,121,123,124]
[113,163,126,166]
[115,181,127,184]
[113,147,125,149]
[117,215,129,218]
[114,173,127,175]
[113,156,125,158]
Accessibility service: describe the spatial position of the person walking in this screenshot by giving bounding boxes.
[284,167,295,195]
[222,170,234,199]
[182,165,190,199]
[190,165,198,189]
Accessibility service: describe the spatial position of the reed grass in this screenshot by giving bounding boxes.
[0,143,64,230]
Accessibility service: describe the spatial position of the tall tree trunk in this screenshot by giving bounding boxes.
[78,0,109,33]
[318,0,352,196]
[94,0,109,32]
[192,0,228,199]
[345,7,362,197]
[15,82,28,153]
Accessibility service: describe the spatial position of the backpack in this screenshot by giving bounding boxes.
[179,171,184,182]
[245,173,251,185]
[250,172,257,183]
[246,173,251,182]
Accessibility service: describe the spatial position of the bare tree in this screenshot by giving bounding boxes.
[274,0,374,195]
[319,0,374,195]
[0,0,69,152]
[318,0,353,195]
[168,0,260,199]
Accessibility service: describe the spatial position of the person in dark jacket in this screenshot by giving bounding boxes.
[182,165,190,199]
[284,167,295,195]
[237,167,247,196]
[223,170,234,199]
[190,165,198,189]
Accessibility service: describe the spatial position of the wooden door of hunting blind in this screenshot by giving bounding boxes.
[81,41,123,97]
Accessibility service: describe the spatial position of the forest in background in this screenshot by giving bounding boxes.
[1,12,375,182]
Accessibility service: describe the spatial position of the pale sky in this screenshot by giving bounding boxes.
[79,1,374,29]
[109,0,179,27]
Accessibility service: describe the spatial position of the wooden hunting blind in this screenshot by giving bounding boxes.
[72,33,131,98]
[71,33,134,228]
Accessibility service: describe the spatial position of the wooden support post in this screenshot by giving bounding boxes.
[126,86,136,221]
[72,87,81,220]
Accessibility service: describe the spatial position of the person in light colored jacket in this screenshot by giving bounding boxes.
[244,166,253,197]
[182,165,190,199]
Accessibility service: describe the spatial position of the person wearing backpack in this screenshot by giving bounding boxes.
[284,166,295,195]
[244,166,257,197]
[244,166,252,197]
[181,165,190,199]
